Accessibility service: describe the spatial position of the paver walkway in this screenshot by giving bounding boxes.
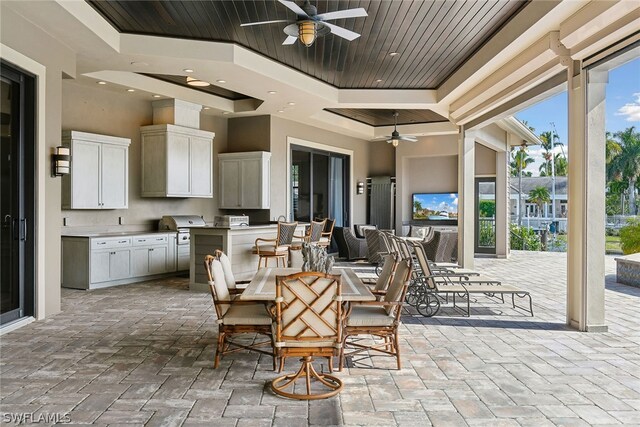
[1,251,639,426]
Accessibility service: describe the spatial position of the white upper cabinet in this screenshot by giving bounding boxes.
[140,124,214,198]
[219,151,271,209]
[62,131,130,209]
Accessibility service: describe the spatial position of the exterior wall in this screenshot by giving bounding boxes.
[1,6,77,318]
[475,143,497,175]
[394,134,459,233]
[368,140,395,176]
[270,116,371,225]
[227,116,270,152]
[61,81,227,231]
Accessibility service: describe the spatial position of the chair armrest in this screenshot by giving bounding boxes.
[229,288,244,295]
[371,290,387,296]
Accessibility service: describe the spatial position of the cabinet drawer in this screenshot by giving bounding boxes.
[91,237,132,249]
[133,234,168,246]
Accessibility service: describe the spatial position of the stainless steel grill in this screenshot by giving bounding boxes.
[158,215,207,270]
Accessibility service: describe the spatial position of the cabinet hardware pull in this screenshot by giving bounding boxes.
[97,242,106,245]
[119,240,127,243]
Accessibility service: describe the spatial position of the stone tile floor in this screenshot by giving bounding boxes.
[1,251,639,426]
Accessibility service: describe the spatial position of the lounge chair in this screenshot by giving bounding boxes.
[409,241,533,317]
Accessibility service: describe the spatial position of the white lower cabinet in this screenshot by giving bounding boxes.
[62,233,175,289]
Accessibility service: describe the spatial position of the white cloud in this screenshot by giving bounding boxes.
[452,197,458,206]
[616,92,640,122]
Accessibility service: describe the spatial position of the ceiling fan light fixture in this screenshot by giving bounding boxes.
[186,76,210,87]
[387,130,400,147]
[298,20,317,47]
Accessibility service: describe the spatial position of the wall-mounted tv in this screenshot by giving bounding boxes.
[412,193,459,221]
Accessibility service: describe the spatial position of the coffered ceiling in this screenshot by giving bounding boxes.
[87,0,527,89]
[325,108,448,127]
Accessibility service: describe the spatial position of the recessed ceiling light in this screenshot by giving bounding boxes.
[278,110,285,113]
[203,107,210,110]
[186,76,210,87]
[287,102,296,106]
[216,79,226,84]
[127,89,135,92]
[152,94,161,98]
[222,112,231,115]
[376,79,383,83]
[268,91,277,95]
[183,68,194,73]
[97,81,107,85]
[389,52,399,56]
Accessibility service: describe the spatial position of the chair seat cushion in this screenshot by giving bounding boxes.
[346,305,394,327]
[222,304,272,325]
[253,245,289,255]
[318,237,329,243]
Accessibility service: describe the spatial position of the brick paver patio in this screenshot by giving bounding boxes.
[1,251,639,426]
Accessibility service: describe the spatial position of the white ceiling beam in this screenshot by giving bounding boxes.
[565,10,640,60]
[54,0,121,52]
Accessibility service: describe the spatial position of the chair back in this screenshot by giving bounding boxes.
[354,224,377,239]
[213,249,236,289]
[274,272,342,348]
[308,219,326,243]
[364,228,389,264]
[323,218,335,237]
[204,255,232,318]
[374,253,399,292]
[409,241,437,291]
[391,235,413,261]
[383,259,412,316]
[277,221,299,246]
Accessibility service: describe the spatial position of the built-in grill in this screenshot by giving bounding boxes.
[158,215,207,270]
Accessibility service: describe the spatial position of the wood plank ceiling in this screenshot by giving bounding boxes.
[325,108,448,126]
[88,0,527,89]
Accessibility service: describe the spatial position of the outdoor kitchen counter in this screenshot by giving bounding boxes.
[62,230,172,237]
[189,224,307,292]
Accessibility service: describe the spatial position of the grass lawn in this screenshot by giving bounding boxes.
[606,235,622,253]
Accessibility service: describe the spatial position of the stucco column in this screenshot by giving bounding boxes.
[458,129,475,268]
[495,149,508,257]
[566,62,608,332]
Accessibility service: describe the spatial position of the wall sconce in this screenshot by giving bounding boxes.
[52,146,70,177]
[356,181,364,195]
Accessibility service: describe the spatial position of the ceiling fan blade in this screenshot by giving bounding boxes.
[399,135,418,142]
[322,22,361,41]
[277,0,309,18]
[282,35,297,45]
[240,19,291,27]
[316,8,368,21]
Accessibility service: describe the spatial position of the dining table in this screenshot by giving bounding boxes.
[240,267,376,301]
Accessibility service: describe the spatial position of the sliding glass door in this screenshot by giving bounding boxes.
[1,61,36,326]
[290,145,349,227]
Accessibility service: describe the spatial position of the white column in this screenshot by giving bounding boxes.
[458,129,475,268]
[495,149,508,257]
[566,62,608,332]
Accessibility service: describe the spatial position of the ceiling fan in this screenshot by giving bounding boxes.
[240,0,367,47]
[386,112,418,147]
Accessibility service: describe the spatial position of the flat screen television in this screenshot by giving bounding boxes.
[412,193,459,221]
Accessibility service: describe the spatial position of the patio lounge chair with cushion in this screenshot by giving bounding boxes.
[270,272,344,400]
[354,224,377,239]
[340,259,412,370]
[422,230,458,263]
[409,241,533,317]
[204,255,275,369]
[364,228,391,265]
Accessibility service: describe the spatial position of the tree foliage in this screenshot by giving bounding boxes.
[607,126,640,215]
[528,186,551,217]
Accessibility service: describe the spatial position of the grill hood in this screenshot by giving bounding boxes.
[159,215,206,230]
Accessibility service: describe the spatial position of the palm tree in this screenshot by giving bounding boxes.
[609,127,640,215]
[554,153,568,176]
[538,131,554,176]
[528,186,551,218]
[510,149,534,177]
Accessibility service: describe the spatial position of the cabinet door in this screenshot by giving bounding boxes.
[166,134,191,195]
[219,159,241,208]
[109,250,130,280]
[190,136,212,197]
[167,235,177,272]
[90,250,111,283]
[131,247,150,277]
[241,158,263,208]
[71,141,100,208]
[148,246,168,274]
[101,143,128,209]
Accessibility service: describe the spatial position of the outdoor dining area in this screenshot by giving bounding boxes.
[204,220,534,400]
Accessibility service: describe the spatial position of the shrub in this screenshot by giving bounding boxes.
[509,224,542,251]
[620,218,640,254]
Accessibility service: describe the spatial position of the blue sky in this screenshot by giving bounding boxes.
[515,57,639,174]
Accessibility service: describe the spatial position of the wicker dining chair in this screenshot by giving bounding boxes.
[213,249,250,292]
[340,259,412,371]
[253,221,299,268]
[317,218,335,249]
[270,272,344,400]
[204,255,275,369]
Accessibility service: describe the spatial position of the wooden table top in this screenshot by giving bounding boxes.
[240,267,375,301]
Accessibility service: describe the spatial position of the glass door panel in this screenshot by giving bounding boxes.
[292,150,311,223]
[475,178,496,254]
